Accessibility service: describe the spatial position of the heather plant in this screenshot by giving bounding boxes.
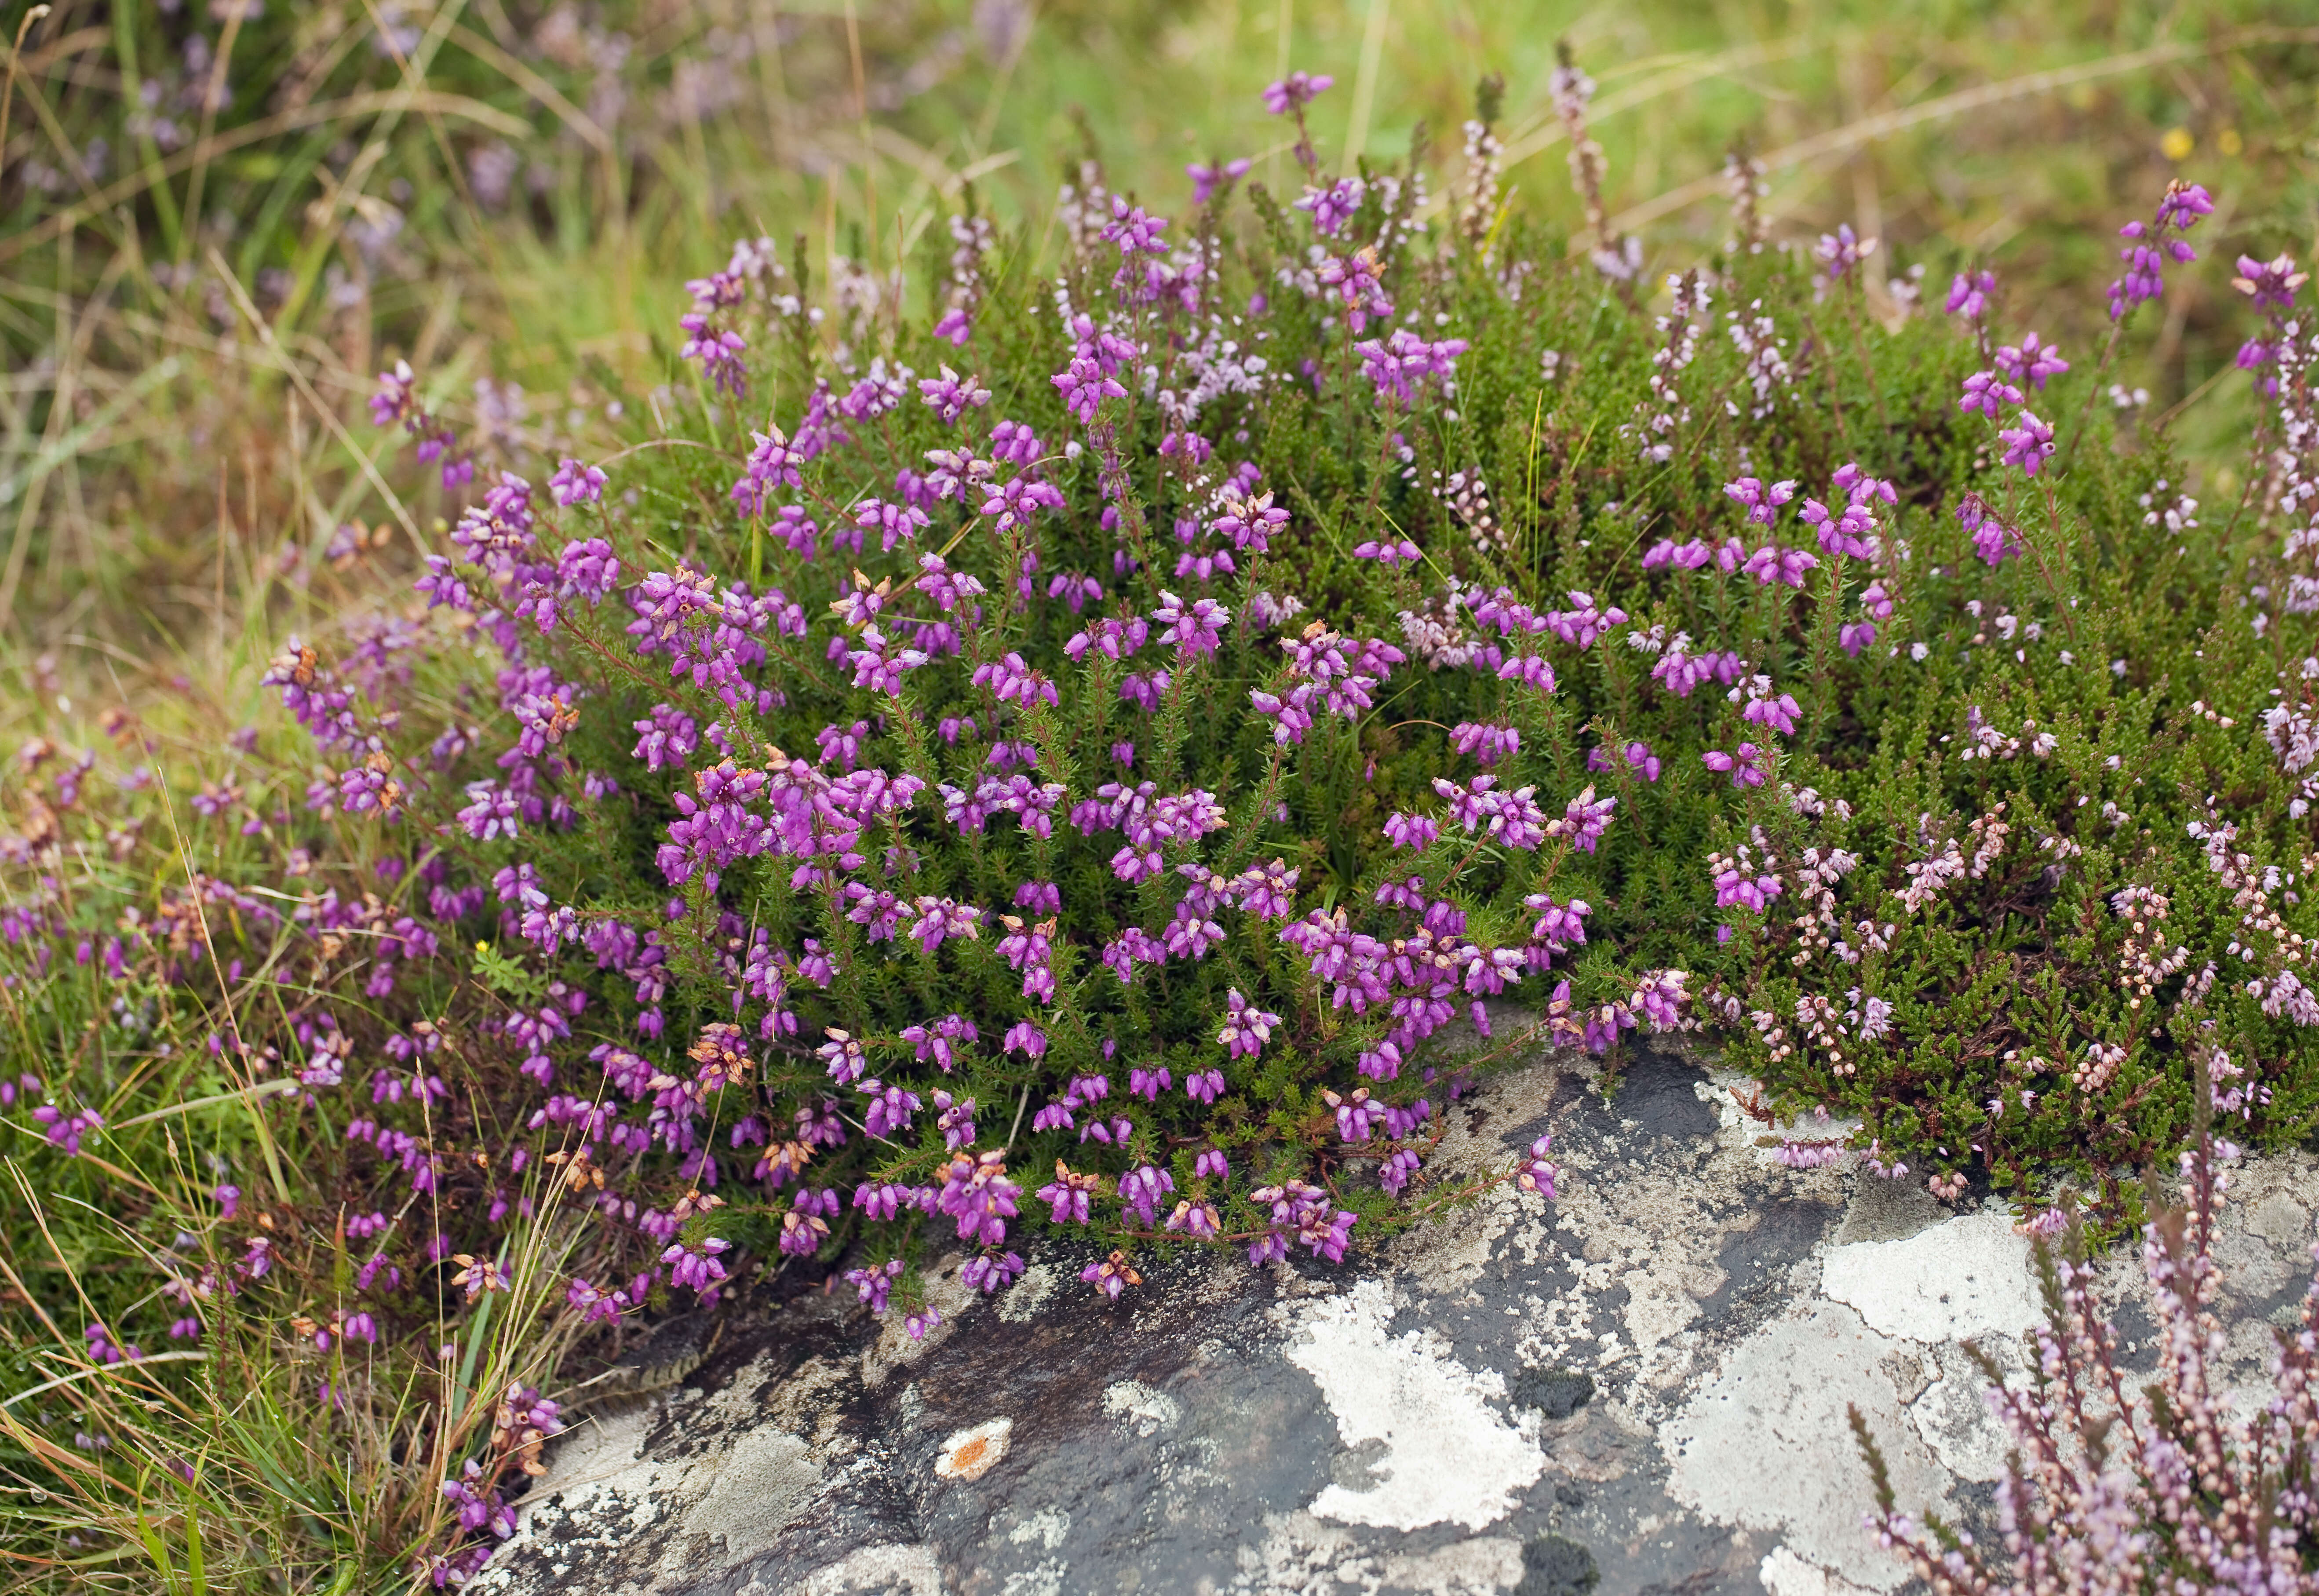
[7,57,2319,1590]
[1854,1075,2319,1589]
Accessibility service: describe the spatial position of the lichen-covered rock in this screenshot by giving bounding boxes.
[474,1040,2319,1596]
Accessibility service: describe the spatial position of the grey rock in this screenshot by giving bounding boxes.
[474,1038,2319,1596]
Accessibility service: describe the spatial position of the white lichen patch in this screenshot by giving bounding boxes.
[1286,1279,1545,1531]
[1663,1301,1949,1592]
[996,1261,1059,1323]
[934,1417,1013,1482]
[796,1543,945,1594]
[1760,1544,1878,1596]
[685,1428,820,1567]
[1908,1338,2020,1483]
[1819,1212,2040,1344]
[1101,1379,1181,1437]
[1006,1507,1070,1549]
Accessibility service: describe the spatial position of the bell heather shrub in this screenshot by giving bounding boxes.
[4,68,2319,1584]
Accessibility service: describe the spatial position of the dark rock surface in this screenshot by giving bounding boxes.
[474,1041,2319,1596]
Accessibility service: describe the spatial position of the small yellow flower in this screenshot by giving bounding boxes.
[2218,127,2244,157]
[2160,126,2195,162]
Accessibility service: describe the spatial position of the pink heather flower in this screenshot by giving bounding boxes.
[1812,223,1875,281]
[1958,370,2023,417]
[1187,157,1253,204]
[1218,990,1282,1059]
[1833,463,1897,508]
[1353,330,1467,403]
[936,1151,1019,1246]
[1378,1148,1421,1196]
[1193,1148,1229,1180]
[1741,543,1819,589]
[1053,355,1128,422]
[1327,1087,1384,1144]
[846,1259,905,1315]
[861,1080,922,1139]
[1631,969,1689,1030]
[1152,592,1230,660]
[1433,773,1550,851]
[1128,1067,1172,1102]
[1998,410,2056,477]
[1651,642,1743,698]
[1064,616,1151,663]
[679,314,748,396]
[1701,744,1769,787]
[1082,1253,1140,1300]
[2232,252,2307,309]
[1839,621,1878,657]
[369,359,418,427]
[1497,654,1557,692]
[1039,1164,1101,1225]
[1516,1134,1560,1197]
[1295,177,1366,237]
[1945,268,1995,320]
[665,1235,734,1287]
[1263,70,1334,115]
[904,1308,942,1340]
[852,497,931,552]
[1165,1200,1223,1239]
[1228,860,1300,921]
[962,1252,1025,1294]
[1101,194,1169,259]
[1555,787,1616,853]
[550,457,607,506]
[1383,812,1440,850]
[1724,476,1797,526]
[1712,865,1783,912]
[33,1103,103,1155]
[1211,493,1289,554]
[1741,691,1803,737]
[1119,1164,1174,1226]
[1080,1114,1134,1148]
[932,1091,977,1150]
[1003,1020,1047,1059]
[1955,492,2019,567]
[1047,572,1103,612]
[971,651,1059,707]
[916,552,987,612]
[1353,536,1423,568]
[1447,724,1521,765]
[2107,180,2212,320]
[1994,332,2069,391]
[1542,592,1627,649]
[1774,1139,1846,1170]
[732,425,804,514]
[1799,498,1876,560]
[1163,902,1225,961]
[916,365,991,425]
[1623,741,1662,782]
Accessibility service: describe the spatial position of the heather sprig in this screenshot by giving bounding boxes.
[1856,1099,2319,1592]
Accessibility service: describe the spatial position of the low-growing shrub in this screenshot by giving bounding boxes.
[1856,1083,2319,1589]
[4,65,2316,1587]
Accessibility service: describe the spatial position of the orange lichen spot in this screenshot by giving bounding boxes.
[933,1417,1012,1482]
